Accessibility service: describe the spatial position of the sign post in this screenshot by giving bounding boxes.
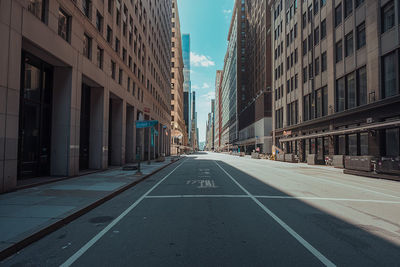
[135,120,158,174]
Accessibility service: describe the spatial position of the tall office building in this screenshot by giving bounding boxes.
[214,70,223,150]
[182,33,192,143]
[0,0,172,192]
[220,2,239,150]
[171,0,187,155]
[272,0,400,163]
[236,0,273,154]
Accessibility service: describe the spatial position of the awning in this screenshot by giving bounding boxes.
[279,119,400,143]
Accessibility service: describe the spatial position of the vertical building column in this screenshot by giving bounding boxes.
[109,98,125,166]
[51,65,79,177]
[125,105,135,163]
[0,0,22,192]
[89,87,107,169]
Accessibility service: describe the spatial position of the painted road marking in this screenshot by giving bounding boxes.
[145,194,248,198]
[60,159,188,267]
[186,180,218,188]
[214,161,336,267]
[144,194,400,204]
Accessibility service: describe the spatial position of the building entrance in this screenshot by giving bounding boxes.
[18,52,53,179]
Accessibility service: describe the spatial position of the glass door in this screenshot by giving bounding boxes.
[18,53,53,179]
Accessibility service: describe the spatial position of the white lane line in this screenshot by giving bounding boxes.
[254,196,400,204]
[214,161,336,267]
[60,159,188,267]
[145,194,400,204]
[145,194,248,198]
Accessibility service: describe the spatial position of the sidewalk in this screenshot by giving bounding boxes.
[0,156,182,260]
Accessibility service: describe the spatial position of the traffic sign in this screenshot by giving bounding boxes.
[136,120,158,128]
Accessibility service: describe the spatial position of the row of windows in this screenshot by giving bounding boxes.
[303,51,327,83]
[335,66,367,112]
[335,22,366,62]
[335,0,365,28]
[302,20,326,56]
[302,0,327,29]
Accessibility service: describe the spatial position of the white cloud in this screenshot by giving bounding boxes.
[223,9,232,14]
[202,83,210,89]
[192,84,200,90]
[202,91,215,100]
[190,52,215,67]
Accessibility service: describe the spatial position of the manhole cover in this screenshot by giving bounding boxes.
[89,216,114,224]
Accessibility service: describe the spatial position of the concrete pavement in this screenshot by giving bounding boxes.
[1,152,400,266]
[0,157,181,260]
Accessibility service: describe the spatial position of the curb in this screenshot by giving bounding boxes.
[0,157,183,261]
[343,169,400,182]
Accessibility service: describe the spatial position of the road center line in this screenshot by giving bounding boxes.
[214,161,336,267]
[145,194,248,198]
[60,158,188,267]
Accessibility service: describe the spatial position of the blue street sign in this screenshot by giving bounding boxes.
[136,120,158,128]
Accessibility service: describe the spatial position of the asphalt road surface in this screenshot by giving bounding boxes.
[2,152,400,266]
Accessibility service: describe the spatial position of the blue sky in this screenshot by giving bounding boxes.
[177,0,234,142]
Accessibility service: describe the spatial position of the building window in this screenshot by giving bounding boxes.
[309,63,313,79]
[302,12,307,28]
[335,3,342,27]
[320,0,326,7]
[314,26,319,46]
[314,0,319,14]
[321,51,327,72]
[82,0,91,18]
[28,0,46,21]
[58,8,70,42]
[108,0,113,14]
[357,66,367,105]
[382,52,397,98]
[115,38,120,53]
[303,67,308,83]
[336,77,345,112]
[304,95,310,121]
[321,19,326,39]
[97,46,103,69]
[345,31,353,57]
[385,128,400,156]
[107,26,112,43]
[348,134,358,156]
[96,11,103,33]
[111,61,116,79]
[344,0,352,18]
[303,39,307,55]
[336,40,343,62]
[355,0,364,8]
[83,34,92,59]
[118,68,123,84]
[357,22,366,49]
[360,132,368,155]
[315,57,320,75]
[127,77,131,92]
[347,73,356,109]
[382,1,395,33]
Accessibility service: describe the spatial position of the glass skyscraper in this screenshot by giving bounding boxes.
[182,34,191,140]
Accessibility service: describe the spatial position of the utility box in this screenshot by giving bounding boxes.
[276,153,285,162]
[333,155,345,168]
[285,154,296,163]
[307,154,317,165]
[376,157,400,175]
[344,156,374,171]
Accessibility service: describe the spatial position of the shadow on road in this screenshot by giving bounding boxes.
[201,159,400,266]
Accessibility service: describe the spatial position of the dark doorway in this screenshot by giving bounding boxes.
[18,52,53,179]
[79,83,91,170]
